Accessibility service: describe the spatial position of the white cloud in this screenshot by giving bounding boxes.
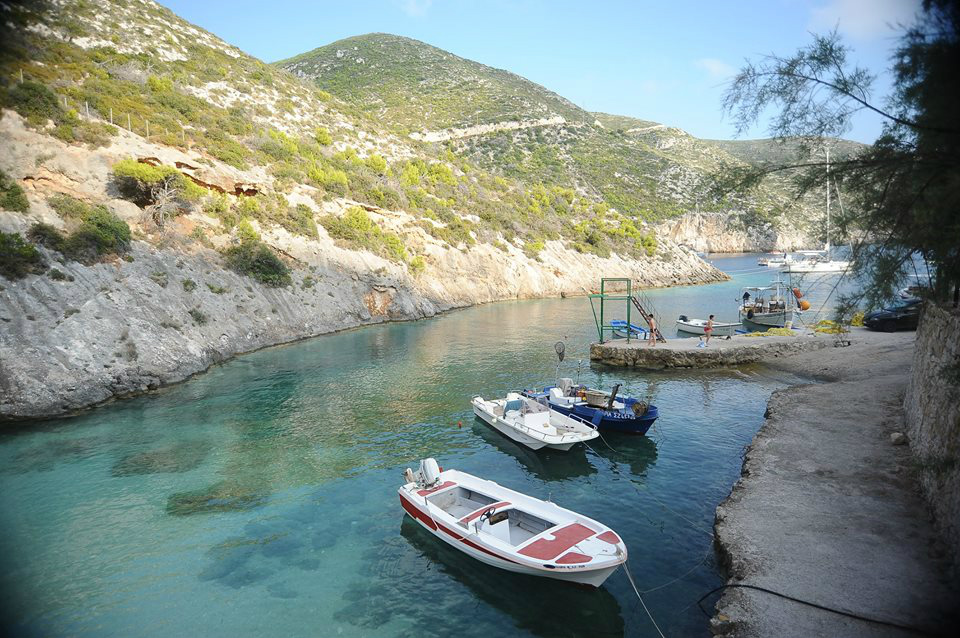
[810,0,922,40]
[398,0,434,17]
[695,58,736,80]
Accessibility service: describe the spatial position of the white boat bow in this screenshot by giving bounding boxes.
[472,393,599,451]
[399,459,627,587]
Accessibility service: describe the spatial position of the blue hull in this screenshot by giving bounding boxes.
[522,388,659,436]
[550,402,659,435]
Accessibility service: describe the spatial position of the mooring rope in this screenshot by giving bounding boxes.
[624,560,667,638]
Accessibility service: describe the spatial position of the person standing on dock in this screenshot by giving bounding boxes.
[705,315,714,346]
[646,313,657,347]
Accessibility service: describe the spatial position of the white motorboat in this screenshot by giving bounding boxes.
[675,315,741,336]
[398,458,628,587]
[781,256,849,273]
[759,253,792,267]
[472,393,599,451]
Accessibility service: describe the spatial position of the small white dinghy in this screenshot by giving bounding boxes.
[472,393,599,451]
[399,459,627,587]
[675,315,741,337]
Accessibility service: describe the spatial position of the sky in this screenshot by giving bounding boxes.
[159,0,922,143]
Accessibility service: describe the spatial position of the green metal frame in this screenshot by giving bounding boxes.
[588,278,634,344]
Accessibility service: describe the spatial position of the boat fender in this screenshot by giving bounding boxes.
[403,468,416,484]
[799,300,811,311]
[792,287,804,299]
[747,309,755,319]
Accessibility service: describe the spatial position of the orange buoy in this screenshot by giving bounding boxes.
[457,421,463,429]
[799,300,811,311]
[792,287,804,299]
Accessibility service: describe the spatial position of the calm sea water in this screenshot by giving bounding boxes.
[0,254,814,638]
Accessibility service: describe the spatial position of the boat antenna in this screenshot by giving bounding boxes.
[554,341,565,385]
[576,359,582,385]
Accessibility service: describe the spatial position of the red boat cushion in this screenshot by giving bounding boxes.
[460,501,511,524]
[596,531,620,545]
[556,552,592,564]
[518,523,596,560]
[417,480,456,496]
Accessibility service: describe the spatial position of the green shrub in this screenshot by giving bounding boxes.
[112,158,206,207]
[62,206,131,263]
[523,238,545,258]
[47,193,90,219]
[0,170,29,212]
[286,204,318,238]
[188,308,208,325]
[27,222,65,250]
[182,278,197,292]
[320,206,409,262]
[314,126,332,145]
[206,283,228,294]
[203,193,230,215]
[222,239,291,287]
[52,113,116,148]
[4,81,62,126]
[365,154,387,174]
[409,255,426,275]
[47,268,73,281]
[235,218,259,242]
[0,232,46,280]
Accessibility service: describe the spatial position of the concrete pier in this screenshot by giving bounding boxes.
[590,331,835,369]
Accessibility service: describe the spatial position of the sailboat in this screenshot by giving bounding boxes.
[781,147,850,274]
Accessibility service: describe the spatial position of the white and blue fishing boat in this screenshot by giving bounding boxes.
[523,379,659,436]
[610,319,647,338]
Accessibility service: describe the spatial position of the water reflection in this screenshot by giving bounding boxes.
[590,434,659,478]
[472,420,597,482]
[396,517,625,638]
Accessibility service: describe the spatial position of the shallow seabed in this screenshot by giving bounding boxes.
[0,255,805,637]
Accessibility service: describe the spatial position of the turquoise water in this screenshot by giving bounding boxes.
[0,254,808,637]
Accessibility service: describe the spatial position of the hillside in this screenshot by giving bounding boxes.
[0,0,726,419]
[277,33,589,134]
[278,34,835,245]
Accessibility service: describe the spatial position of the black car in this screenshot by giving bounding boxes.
[863,299,922,332]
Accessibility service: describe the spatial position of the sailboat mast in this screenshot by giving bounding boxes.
[825,145,831,254]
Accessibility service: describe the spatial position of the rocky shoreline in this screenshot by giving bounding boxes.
[711,329,959,637]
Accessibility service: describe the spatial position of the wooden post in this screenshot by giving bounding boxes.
[145,119,149,137]
[109,107,113,125]
[85,101,89,118]
[19,68,24,83]
[127,113,131,131]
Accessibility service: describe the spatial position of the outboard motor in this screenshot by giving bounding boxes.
[417,458,441,488]
[679,314,689,322]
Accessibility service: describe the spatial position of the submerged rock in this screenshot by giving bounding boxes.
[111,440,211,476]
[166,480,267,516]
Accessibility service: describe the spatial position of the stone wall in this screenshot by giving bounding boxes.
[903,302,960,566]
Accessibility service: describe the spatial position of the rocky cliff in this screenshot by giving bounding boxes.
[657,211,814,253]
[0,111,724,420]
